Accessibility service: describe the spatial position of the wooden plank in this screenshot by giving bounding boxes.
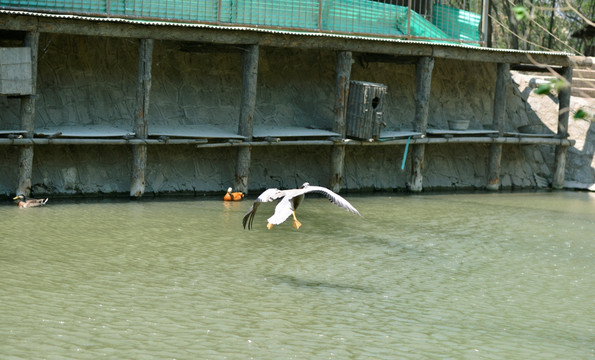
[253,126,339,138]
[149,124,245,139]
[378,130,422,140]
[35,125,135,138]
[426,129,498,136]
[235,44,259,194]
[409,56,434,192]
[330,51,352,193]
[131,38,153,198]
[504,132,555,138]
[0,130,27,135]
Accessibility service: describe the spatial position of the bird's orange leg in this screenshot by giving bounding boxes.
[267,223,274,230]
[292,211,302,229]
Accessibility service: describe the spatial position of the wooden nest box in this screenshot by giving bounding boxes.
[346,81,387,141]
[0,47,33,95]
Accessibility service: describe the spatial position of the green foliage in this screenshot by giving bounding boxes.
[573,108,588,120]
[491,0,594,54]
[533,78,569,95]
[512,5,530,21]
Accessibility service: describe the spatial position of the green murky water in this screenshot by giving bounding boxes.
[1,191,594,359]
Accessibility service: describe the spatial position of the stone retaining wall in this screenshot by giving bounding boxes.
[1,34,593,196]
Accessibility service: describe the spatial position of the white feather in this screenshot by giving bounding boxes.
[242,182,361,230]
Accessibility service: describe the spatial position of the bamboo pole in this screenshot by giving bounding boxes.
[552,66,573,190]
[409,56,434,192]
[235,44,259,194]
[16,31,39,197]
[487,63,509,191]
[130,38,153,198]
[329,51,352,193]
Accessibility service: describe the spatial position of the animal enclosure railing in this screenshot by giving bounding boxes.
[0,0,487,45]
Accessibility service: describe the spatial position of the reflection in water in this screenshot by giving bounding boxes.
[1,192,594,359]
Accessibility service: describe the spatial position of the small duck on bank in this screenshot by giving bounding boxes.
[224,187,245,201]
[13,194,49,208]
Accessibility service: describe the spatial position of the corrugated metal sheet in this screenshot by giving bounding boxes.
[0,8,572,57]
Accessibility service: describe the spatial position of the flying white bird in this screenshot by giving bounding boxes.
[242,182,361,230]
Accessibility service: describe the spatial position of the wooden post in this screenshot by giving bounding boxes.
[235,44,259,194]
[329,51,352,193]
[16,31,39,197]
[486,62,509,190]
[552,66,573,190]
[409,56,434,192]
[130,38,153,198]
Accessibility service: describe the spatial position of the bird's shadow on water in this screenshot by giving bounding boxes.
[263,274,375,294]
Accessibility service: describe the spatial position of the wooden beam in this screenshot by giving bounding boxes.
[16,30,38,197]
[487,63,509,191]
[130,38,153,198]
[552,66,573,190]
[329,51,352,193]
[409,56,434,192]
[235,44,259,194]
[0,136,574,147]
[0,13,575,66]
[509,64,564,73]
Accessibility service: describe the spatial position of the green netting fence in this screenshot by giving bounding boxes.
[0,0,484,45]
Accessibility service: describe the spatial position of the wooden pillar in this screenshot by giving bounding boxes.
[16,31,39,197]
[486,63,509,191]
[235,44,259,194]
[409,56,434,192]
[130,38,153,198]
[552,66,573,190]
[329,51,352,193]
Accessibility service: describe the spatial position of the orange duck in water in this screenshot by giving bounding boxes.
[13,194,49,208]
[224,187,245,201]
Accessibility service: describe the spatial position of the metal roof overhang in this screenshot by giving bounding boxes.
[0,9,577,67]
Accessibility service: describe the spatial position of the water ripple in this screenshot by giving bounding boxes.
[1,192,594,359]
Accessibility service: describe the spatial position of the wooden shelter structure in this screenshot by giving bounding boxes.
[0,1,585,196]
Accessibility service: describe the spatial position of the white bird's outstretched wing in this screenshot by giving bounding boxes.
[242,183,361,230]
[300,185,362,216]
[242,188,286,230]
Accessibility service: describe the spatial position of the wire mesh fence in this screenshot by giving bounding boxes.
[0,0,486,45]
